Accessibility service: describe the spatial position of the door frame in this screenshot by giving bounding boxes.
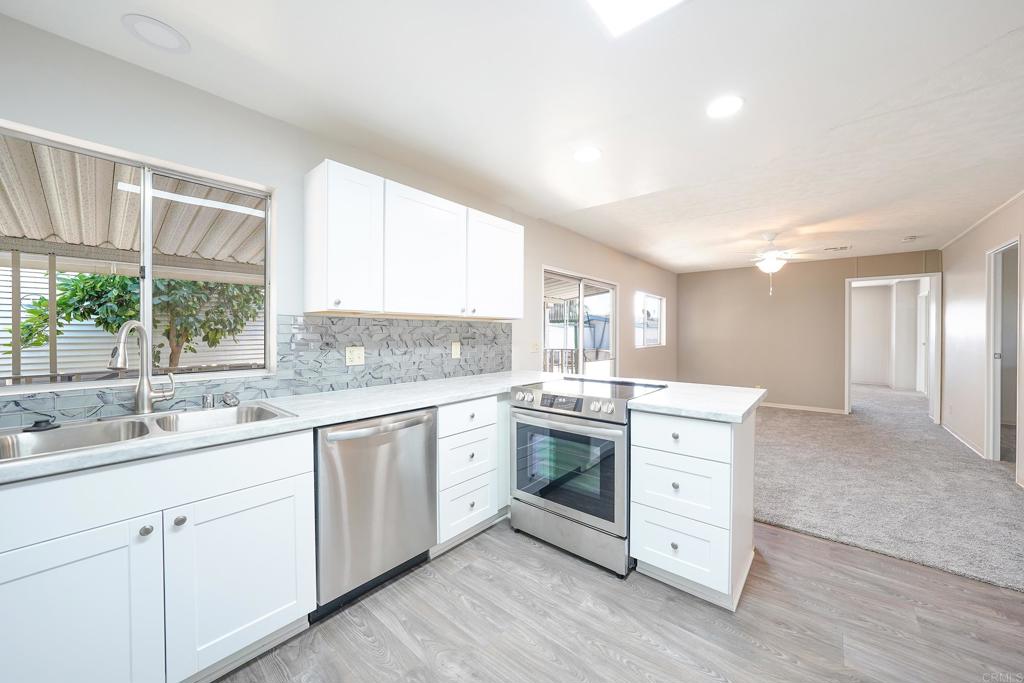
[541,266,619,377]
[984,238,1020,462]
[844,272,942,420]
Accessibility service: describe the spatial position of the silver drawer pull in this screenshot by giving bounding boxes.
[670,542,679,551]
[469,452,475,460]
[469,501,476,509]
[671,482,680,490]
[139,525,154,537]
[671,432,680,440]
[469,412,476,419]
[173,515,188,527]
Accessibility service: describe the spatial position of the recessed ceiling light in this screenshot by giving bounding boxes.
[573,146,602,163]
[706,94,744,119]
[121,14,191,54]
[586,0,688,38]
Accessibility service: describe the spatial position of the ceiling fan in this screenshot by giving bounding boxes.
[743,232,815,295]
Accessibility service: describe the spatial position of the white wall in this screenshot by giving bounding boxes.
[851,285,892,385]
[891,280,918,390]
[0,15,678,380]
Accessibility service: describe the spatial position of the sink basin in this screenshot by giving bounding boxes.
[0,419,150,461]
[154,405,288,433]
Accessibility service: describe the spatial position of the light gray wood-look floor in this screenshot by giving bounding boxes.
[222,522,1024,683]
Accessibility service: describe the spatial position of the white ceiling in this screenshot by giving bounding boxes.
[2,0,1024,273]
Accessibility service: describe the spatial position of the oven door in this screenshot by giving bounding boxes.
[511,408,627,537]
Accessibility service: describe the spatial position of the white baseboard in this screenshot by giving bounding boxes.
[760,402,847,415]
[942,424,984,457]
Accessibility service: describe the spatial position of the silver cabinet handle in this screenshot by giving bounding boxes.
[671,482,680,490]
[139,524,154,537]
[671,432,680,440]
[333,298,341,306]
[471,308,477,314]
[460,308,466,313]
[469,452,475,460]
[173,515,188,527]
[469,501,476,509]
[670,542,679,551]
[469,412,476,419]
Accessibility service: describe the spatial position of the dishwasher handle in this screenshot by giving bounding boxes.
[323,413,432,443]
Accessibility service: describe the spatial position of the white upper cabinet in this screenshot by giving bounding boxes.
[304,160,385,313]
[467,209,524,319]
[304,160,524,319]
[384,180,468,316]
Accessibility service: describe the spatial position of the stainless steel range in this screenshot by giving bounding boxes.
[509,377,665,576]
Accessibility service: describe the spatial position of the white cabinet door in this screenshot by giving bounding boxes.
[164,474,316,683]
[0,513,165,683]
[466,209,524,319]
[384,180,467,315]
[305,160,385,313]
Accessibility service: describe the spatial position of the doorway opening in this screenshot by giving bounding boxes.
[844,273,942,420]
[986,241,1019,464]
[542,269,617,377]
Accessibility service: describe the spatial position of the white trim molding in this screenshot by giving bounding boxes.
[943,424,984,458]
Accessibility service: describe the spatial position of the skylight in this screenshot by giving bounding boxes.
[586,0,688,37]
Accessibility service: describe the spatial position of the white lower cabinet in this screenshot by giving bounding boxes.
[438,468,499,542]
[629,410,755,611]
[164,474,315,683]
[0,513,166,683]
[0,430,315,683]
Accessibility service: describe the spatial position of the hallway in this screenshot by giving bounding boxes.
[755,384,1024,591]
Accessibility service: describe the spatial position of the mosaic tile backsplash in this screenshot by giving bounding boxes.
[0,315,512,428]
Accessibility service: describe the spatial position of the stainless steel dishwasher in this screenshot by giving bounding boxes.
[313,408,437,618]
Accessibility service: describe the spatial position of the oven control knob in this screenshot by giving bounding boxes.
[590,401,601,412]
[515,392,525,401]
[525,393,535,402]
[602,402,615,414]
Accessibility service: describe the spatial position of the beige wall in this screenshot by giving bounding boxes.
[511,220,678,381]
[942,193,1024,456]
[0,15,678,378]
[676,250,941,411]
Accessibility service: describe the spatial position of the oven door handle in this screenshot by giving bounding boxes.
[512,411,625,440]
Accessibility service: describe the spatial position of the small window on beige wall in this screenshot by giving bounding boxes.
[634,292,665,348]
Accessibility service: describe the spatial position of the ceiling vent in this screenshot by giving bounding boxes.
[901,235,920,242]
[822,245,851,252]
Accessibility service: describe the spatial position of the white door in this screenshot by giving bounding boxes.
[384,180,467,315]
[326,161,385,311]
[466,209,524,318]
[164,474,316,683]
[0,513,165,683]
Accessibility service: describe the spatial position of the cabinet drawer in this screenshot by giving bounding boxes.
[631,446,731,529]
[630,411,732,463]
[439,425,497,491]
[630,502,730,593]
[438,469,498,543]
[438,396,497,437]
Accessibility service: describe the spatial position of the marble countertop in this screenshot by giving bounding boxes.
[627,380,766,423]
[0,371,765,486]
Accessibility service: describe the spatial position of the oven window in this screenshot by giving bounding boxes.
[515,421,617,523]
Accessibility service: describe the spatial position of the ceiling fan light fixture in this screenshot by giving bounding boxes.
[756,256,785,274]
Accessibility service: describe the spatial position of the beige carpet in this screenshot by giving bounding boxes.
[755,384,1024,591]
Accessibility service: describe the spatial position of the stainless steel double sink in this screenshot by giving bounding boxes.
[0,404,293,462]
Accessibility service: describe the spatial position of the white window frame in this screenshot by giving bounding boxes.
[634,291,666,348]
[0,124,274,395]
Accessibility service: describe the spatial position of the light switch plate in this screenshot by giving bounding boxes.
[451,341,461,359]
[345,346,365,366]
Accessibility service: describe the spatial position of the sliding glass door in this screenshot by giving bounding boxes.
[542,270,616,377]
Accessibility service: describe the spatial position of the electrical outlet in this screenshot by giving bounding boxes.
[451,341,461,359]
[345,346,365,366]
